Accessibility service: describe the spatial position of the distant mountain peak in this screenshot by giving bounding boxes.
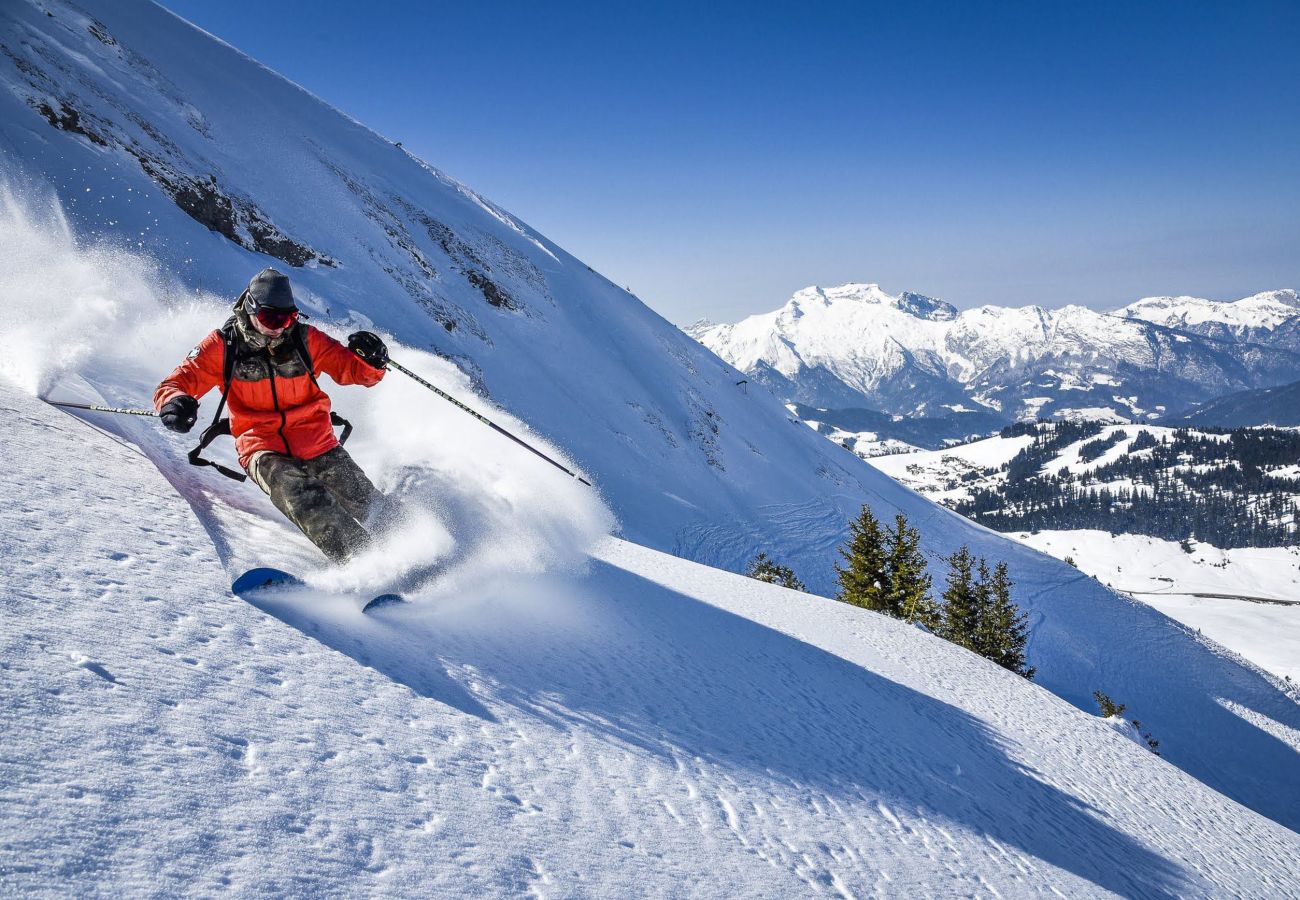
[1120,289,1300,333]
[784,282,958,322]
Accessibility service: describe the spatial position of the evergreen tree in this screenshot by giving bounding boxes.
[835,504,888,611]
[970,558,995,657]
[883,514,939,628]
[982,561,1035,679]
[745,552,807,592]
[938,546,980,650]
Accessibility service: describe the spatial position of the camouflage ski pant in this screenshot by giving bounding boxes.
[248,445,382,562]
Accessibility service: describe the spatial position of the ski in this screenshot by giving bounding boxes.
[231,567,304,595]
[232,567,407,614]
[361,593,405,613]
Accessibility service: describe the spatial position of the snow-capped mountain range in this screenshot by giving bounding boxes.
[689,283,1300,425]
[2,0,1300,886]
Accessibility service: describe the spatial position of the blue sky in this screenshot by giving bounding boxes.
[160,0,1300,323]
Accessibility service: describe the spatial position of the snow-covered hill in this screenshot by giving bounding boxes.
[1173,376,1300,427]
[690,283,1300,425]
[2,0,1300,858]
[6,361,1300,896]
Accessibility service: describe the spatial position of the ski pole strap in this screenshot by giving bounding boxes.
[188,417,247,482]
[386,358,592,487]
[47,400,158,417]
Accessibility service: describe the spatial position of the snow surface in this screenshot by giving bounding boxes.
[2,0,1300,863]
[6,380,1300,896]
[1016,531,1300,683]
[1122,290,1300,333]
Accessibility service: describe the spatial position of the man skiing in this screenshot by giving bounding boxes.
[155,268,391,562]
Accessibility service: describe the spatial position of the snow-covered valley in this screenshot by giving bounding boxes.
[1015,530,1300,683]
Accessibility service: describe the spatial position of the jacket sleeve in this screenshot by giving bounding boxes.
[308,327,386,387]
[154,331,226,411]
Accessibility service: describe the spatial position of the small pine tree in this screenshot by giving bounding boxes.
[1094,690,1125,718]
[938,546,981,650]
[982,561,1035,679]
[883,514,939,628]
[1094,691,1159,754]
[745,552,807,592]
[970,558,995,656]
[835,504,888,611]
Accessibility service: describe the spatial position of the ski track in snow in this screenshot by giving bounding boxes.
[4,383,1300,897]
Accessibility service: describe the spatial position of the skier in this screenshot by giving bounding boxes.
[154,268,391,562]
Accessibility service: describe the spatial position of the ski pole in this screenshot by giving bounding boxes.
[48,400,157,417]
[386,359,592,487]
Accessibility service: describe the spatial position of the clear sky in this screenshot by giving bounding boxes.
[158,0,1300,324]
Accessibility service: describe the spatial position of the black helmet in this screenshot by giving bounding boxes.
[242,268,299,331]
[243,267,296,313]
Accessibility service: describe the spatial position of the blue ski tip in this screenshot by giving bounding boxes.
[363,593,405,613]
[232,567,305,595]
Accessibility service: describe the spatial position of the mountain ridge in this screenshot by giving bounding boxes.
[691,282,1300,426]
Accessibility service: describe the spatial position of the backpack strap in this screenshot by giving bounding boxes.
[289,324,353,446]
[187,320,247,482]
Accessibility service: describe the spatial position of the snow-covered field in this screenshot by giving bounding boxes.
[1016,531,1300,682]
[868,433,1035,504]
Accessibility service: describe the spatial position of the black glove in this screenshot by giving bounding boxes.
[348,331,389,369]
[160,395,199,433]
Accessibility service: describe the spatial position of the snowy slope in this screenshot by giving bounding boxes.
[691,283,1300,423]
[0,0,910,596]
[1015,531,1300,683]
[7,381,1300,897]
[2,0,1300,843]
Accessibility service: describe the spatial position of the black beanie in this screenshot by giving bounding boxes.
[245,268,296,311]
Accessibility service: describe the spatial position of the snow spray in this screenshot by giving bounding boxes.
[0,186,614,596]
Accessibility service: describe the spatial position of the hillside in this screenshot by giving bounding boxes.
[870,422,1300,548]
[1171,377,1300,428]
[2,0,1300,853]
[6,374,1300,896]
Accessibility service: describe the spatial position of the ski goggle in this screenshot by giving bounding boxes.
[252,306,298,330]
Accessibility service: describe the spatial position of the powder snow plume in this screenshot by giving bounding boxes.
[0,185,615,594]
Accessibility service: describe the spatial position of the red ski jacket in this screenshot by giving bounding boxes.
[154,324,384,469]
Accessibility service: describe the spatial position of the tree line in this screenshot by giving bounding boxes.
[746,507,1035,679]
[960,424,1300,548]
